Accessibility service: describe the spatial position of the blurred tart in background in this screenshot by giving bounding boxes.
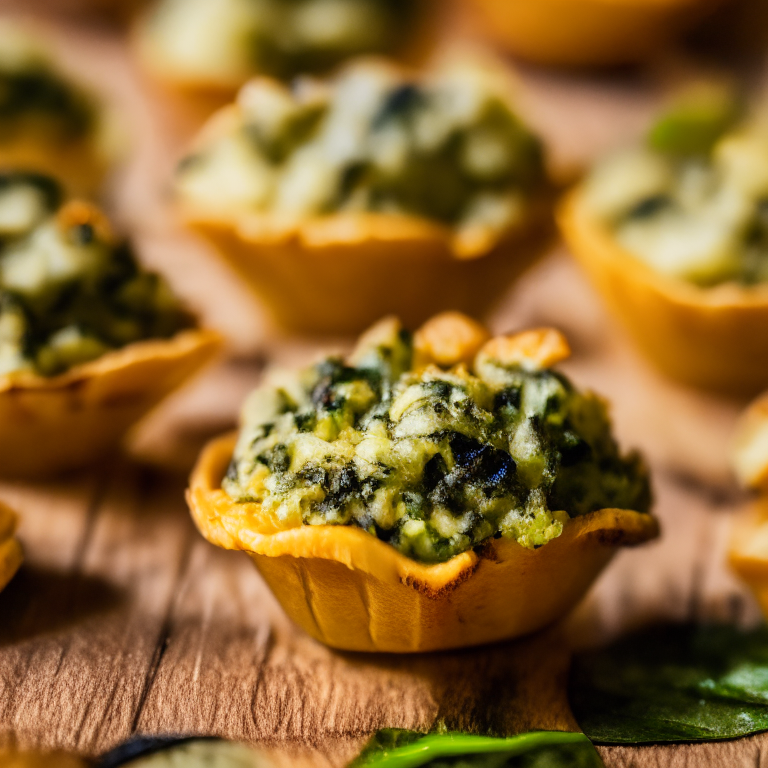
[0,22,119,196]
[175,58,555,335]
[0,501,22,595]
[134,0,432,102]
[0,172,221,477]
[462,0,727,67]
[188,312,657,652]
[730,392,768,618]
[560,85,768,396]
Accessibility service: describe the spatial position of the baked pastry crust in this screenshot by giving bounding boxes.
[0,329,221,478]
[182,204,552,335]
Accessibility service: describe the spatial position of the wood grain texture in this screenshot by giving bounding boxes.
[0,8,766,768]
[0,466,193,753]
[135,539,577,741]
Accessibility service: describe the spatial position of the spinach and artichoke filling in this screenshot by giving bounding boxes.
[224,319,651,563]
[0,24,99,145]
[176,61,546,245]
[0,173,193,377]
[143,0,416,84]
[583,86,768,286]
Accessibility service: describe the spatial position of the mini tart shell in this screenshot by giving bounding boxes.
[181,204,553,335]
[559,188,768,396]
[0,501,22,594]
[463,0,722,67]
[0,329,221,478]
[188,433,659,653]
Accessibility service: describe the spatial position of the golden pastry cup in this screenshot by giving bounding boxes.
[0,501,23,595]
[182,206,552,336]
[559,188,768,396]
[0,329,222,479]
[463,0,722,67]
[188,432,658,653]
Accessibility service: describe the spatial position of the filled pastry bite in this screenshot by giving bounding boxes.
[176,58,554,334]
[0,172,221,477]
[135,0,427,94]
[0,23,117,196]
[560,86,768,395]
[462,0,724,67]
[188,313,658,652]
[0,501,22,595]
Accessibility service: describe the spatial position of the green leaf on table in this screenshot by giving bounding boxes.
[350,730,604,768]
[570,623,768,744]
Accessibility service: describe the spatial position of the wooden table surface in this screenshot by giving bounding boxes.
[2,7,768,767]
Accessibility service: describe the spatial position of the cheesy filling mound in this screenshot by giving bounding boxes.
[176,60,546,245]
[143,0,414,84]
[583,87,768,286]
[0,173,192,377]
[224,319,651,563]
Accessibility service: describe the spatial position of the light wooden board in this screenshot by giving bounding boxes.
[0,7,768,767]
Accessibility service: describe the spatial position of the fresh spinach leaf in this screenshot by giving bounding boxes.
[570,623,768,744]
[350,730,604,768]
